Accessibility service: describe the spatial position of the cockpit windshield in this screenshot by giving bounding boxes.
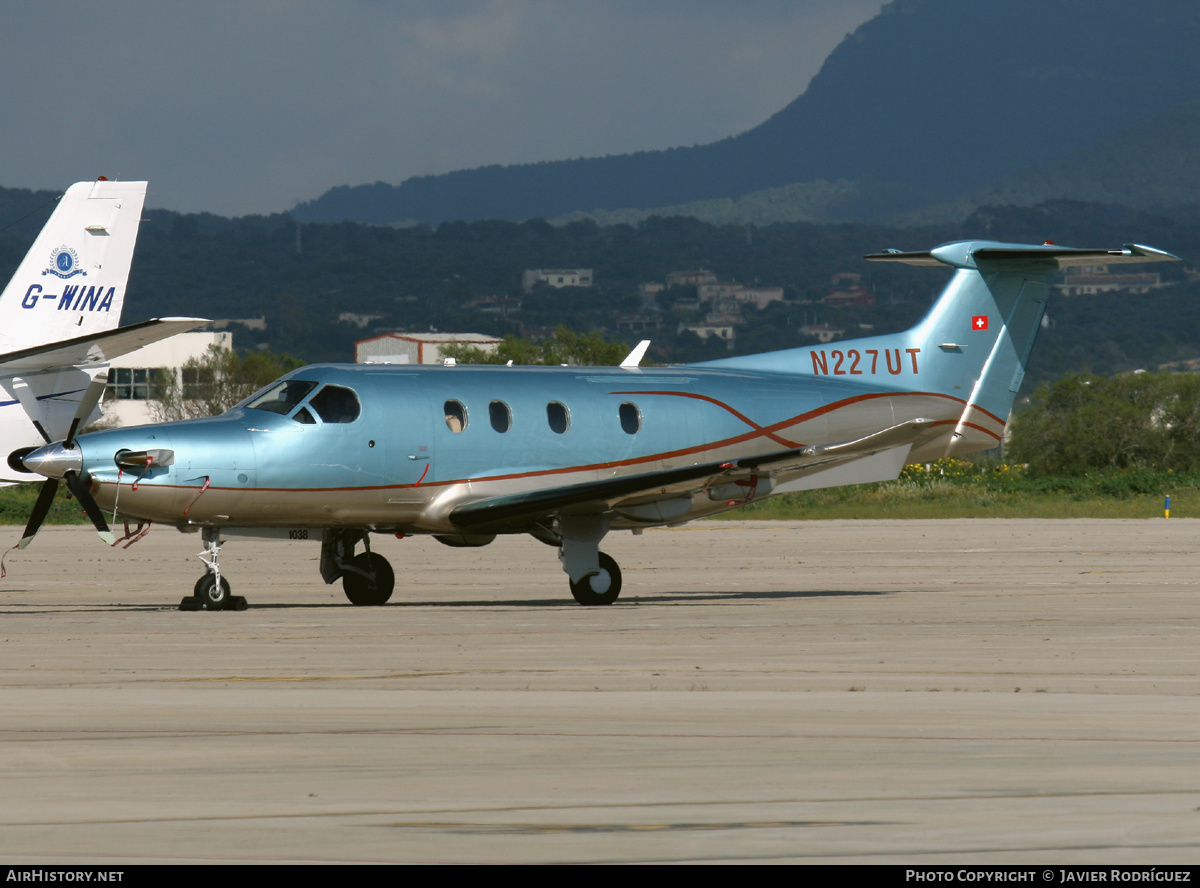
[243,379,318,415]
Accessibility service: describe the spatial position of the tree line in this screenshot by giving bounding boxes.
[1008,371,1200,475]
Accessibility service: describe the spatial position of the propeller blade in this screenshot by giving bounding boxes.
[64,373,108,448]
[17,478,60,550]
[6,377,51,444]
[64,470,115,546]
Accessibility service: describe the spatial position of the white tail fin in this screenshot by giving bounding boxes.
[0,180,147,353]
[0,180,157,483]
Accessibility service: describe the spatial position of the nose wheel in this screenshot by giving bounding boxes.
[180,528,248,611]
[194,574,234,610]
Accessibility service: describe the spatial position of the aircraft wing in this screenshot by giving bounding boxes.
[449,460,733,529]
[0,317,211,375]
[448,418,937,531]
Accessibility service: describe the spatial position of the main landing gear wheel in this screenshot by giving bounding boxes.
[342,552,395,606]
[569,552,622,606]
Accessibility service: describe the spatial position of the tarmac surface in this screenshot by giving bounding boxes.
[0,519,1198,864]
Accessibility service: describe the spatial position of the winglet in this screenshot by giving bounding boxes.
[620,340,651,369]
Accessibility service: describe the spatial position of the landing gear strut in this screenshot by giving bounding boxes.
[321,529,395,605]
[180,527,248,611]
[558,515,623,606]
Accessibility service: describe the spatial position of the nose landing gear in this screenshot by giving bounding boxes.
[179,527,248,611]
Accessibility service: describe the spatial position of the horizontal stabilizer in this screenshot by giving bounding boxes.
[866,241,1180,269]
[0,317,210,375]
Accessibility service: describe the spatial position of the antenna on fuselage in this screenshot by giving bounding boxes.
[620,340,651,369]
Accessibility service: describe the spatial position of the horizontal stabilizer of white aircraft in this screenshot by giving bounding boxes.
[0,317,210,375]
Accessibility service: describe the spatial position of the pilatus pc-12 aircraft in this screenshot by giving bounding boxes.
[0,179,205,486]
[14,240,1179,609]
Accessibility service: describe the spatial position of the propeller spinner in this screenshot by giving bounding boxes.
[15,373,115,549]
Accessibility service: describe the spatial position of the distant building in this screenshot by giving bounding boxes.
[614,313,664,332]
[210,316,268,331]
[354,332,502,365]
[522,268,593,292]
[825,272,875,308]
[707,286,785,314]
[1056,272,1163,296]
[697,282,743,303]
[336,312,387,329]
[637,282,665,307]
[732,287,785,311]
[103,331,233,427]
[466,294,522,315]
[666,269,717,288]
[679,322,737,345]
[799,324,845,343]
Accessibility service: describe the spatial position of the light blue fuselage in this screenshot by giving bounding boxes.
[74,354,974,532]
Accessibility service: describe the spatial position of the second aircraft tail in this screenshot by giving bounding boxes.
[0,179,148,354]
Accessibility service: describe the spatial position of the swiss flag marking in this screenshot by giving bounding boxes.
[972,315,989,331]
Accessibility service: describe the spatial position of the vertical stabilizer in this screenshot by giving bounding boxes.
[0,180,148,353]
[871,242,1179,453]
[698,240,1180,457]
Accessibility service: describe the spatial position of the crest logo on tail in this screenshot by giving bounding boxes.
[43,246,86,279]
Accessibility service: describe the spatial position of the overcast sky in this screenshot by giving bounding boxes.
[1,2,882,217]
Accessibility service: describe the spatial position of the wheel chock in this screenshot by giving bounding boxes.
[178,595,248,611]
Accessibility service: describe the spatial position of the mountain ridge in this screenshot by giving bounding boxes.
[293,0,1200,226]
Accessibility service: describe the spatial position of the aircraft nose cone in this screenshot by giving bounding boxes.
[22,442,83,479]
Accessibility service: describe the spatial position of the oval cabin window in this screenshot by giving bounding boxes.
[546,401,570,434]
[619,401,641,435]
[489,400,512,433]
[444,399,468,433]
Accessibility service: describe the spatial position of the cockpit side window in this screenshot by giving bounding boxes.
[244,380,318,415]
[309,384,361,423]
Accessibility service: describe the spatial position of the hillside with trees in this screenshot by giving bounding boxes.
[1,185,1198,400]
